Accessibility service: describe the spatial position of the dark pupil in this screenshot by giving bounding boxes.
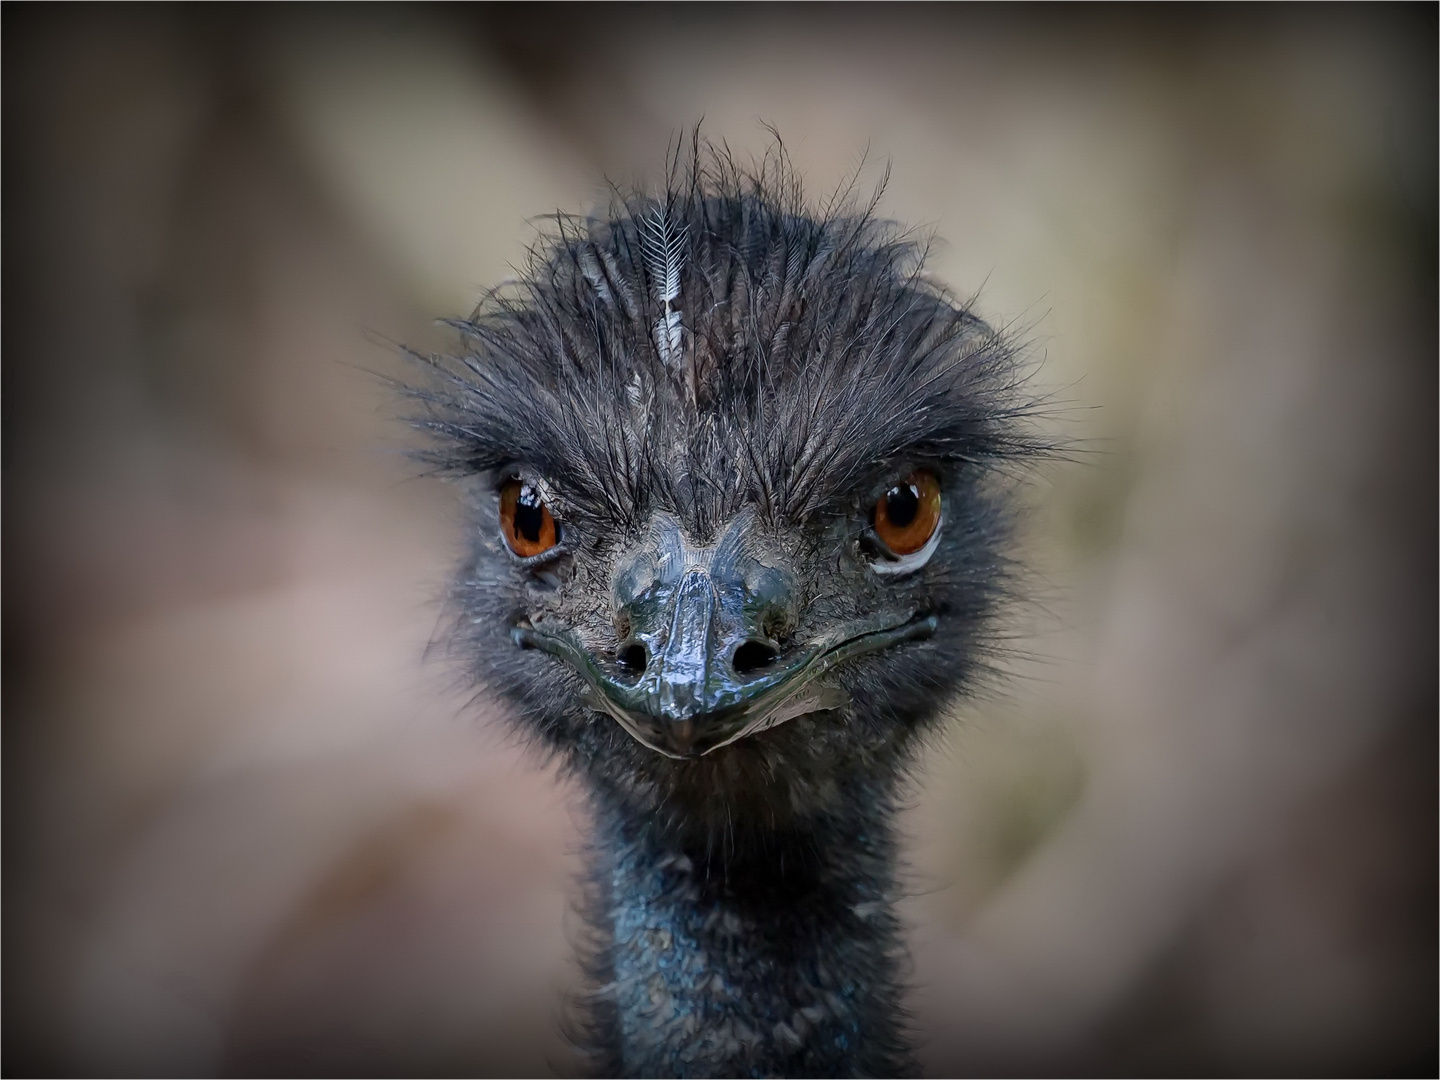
[514,486,545,542]
[885,484,919,528]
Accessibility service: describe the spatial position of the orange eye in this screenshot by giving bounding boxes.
[873,471,942,556]
[500,479,559,558]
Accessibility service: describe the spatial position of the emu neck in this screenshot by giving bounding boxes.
[585,794,916,1078]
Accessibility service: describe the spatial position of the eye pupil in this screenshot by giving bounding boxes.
[515,486,545,542]
[884,484,919,528]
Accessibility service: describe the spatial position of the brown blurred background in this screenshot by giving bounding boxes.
[4,5,1435,1077]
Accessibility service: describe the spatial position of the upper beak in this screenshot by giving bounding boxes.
[589,565,809,757]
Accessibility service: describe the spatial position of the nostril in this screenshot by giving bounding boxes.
[617,642,648,676]
[732,640,779,675]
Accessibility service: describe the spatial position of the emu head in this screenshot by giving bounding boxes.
[412,161,1031,840]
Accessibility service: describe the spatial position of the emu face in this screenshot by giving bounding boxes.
[414,176,1028,835]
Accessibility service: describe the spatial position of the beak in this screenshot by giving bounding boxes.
[510,513,936,758]
[513,587,937,760]
[592,567,809,756]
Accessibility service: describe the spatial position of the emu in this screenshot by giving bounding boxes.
[408,145,1037,1078]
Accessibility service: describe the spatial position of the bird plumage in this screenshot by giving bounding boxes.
[406,139,1041,1077]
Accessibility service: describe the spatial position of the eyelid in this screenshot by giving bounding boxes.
[861,464,943,502]
[509,541,568,567]
[867,514,943,576]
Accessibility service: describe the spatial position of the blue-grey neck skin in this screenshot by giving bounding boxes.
[579,783,918,1079]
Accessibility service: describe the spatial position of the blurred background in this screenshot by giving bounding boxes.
[4,5,1434,1076]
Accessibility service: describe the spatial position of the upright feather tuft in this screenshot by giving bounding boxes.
[641,202,688,382]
